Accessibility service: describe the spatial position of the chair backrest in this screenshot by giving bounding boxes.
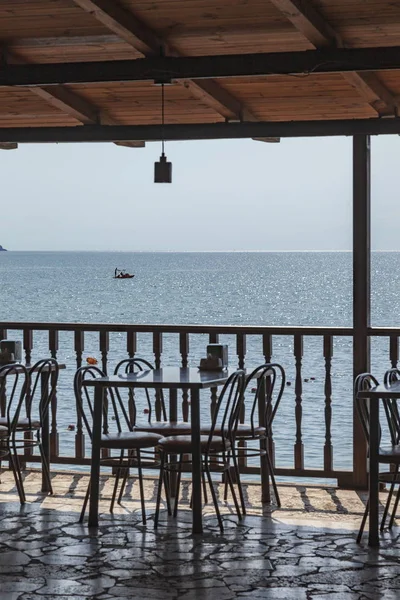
[244,363,285,436]
[74,365,133,441]
[114,358,167,424]
[207,369,245,454]
[383,368,400,444]
[27,359,59,428]
[0,364,29,433]
[354,373,380,446]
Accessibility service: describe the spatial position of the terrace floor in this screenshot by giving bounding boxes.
[0,470,399,600]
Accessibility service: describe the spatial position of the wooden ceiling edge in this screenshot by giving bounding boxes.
[2,47,145,148]
[2,118,400,143]
[71,0,280,143]
[268,0,399,117]
[0,143,18,149]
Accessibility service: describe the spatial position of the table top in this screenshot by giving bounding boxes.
[357,380,400,398]
[83,366,244,390]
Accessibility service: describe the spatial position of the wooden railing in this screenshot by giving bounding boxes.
[0,321,397,486]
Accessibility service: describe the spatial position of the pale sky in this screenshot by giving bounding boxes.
[1,134,399,252]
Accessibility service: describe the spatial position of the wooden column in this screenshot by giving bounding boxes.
[353,134,371,489]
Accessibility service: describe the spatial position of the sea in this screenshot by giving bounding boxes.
[0,251,398,478]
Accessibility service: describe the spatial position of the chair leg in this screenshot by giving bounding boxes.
[202,470,208,504]
[204,459,223,533]
[224,454,242,521]
[110,452,125,513]
[173,455,183,518]
[231,447,246,516]
[357,497,369,544]
[38,440,53,495]
[154,451,166,529]
[266,451,281,508]
[163,470,172,516]
[8,451,25,504]
[11,444,26,504]
[388,482,400,529]
[137,449,146,525]
[381,466,399,530]
[79,480,91,523]
[118,449,135,504]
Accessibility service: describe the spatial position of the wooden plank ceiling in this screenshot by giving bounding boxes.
[0,0,400,146]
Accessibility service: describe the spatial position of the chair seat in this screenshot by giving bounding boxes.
[135,421,192,436]
[158,435,231,454]
[379,445,400,463]
[101,431,162,450]
[0,417,41,430]
[200,423,266,438]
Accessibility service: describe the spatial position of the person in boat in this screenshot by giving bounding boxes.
[115,267,119,277]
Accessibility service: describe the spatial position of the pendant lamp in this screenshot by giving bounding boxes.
[154,83,172,183]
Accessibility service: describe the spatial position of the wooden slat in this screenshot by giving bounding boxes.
[4,43,146,145]
[268,0,339,47]
[72,0,279,141]
[269,0,400,116]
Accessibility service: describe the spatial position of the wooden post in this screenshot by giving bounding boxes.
[353,134,371,489]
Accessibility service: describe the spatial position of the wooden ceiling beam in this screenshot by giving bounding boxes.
[1,118,400,144]
[268,0,400,116]
[73,0,166,56]
[72,0,279,142]
[31,86,99,124]
[3,47,400,85]
[2,48,145,148]
[268,0,338,47]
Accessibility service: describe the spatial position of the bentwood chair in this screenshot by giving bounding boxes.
[154,370,246,532]
[231,363,285,513]
[75,365,168,524]
[113,358,192,507]
[114,358,192,436]
[0,360,58,503]
[355,372,400,542]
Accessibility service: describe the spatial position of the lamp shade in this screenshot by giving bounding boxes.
[154,153,172,183]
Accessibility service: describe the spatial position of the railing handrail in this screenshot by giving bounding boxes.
[368,327,400,336]
[0,321,354,336]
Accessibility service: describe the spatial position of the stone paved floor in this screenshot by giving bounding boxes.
[0,470,399,599]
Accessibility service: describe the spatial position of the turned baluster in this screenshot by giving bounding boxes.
[209,332,219,422]
[180,332,189,422]
[390,336,399,369]
[236,333,247,469]
[263,334,275,465]
[126,330,137,427]
[74,330,85,459]
[153,332,163,421]
[294,334,304,470]
[99,331,109,458]
[323,335,333,473]
[48,330,59,458]
[0,328,6,417]
[23,329,33,365]
[23,330,34,458]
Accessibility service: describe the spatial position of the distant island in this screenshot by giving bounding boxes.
[0,245,7,251]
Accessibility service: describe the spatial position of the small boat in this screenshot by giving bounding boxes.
[114,273,134,279]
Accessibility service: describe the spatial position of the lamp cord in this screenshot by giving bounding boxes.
[161,83,165,155]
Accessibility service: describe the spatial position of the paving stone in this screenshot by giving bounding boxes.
[179,588,236,600]
[0,551,30,566]
[0,471,399,600]
[237,588,307,599]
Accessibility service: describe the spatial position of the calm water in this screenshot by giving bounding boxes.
[0,251,398,474]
